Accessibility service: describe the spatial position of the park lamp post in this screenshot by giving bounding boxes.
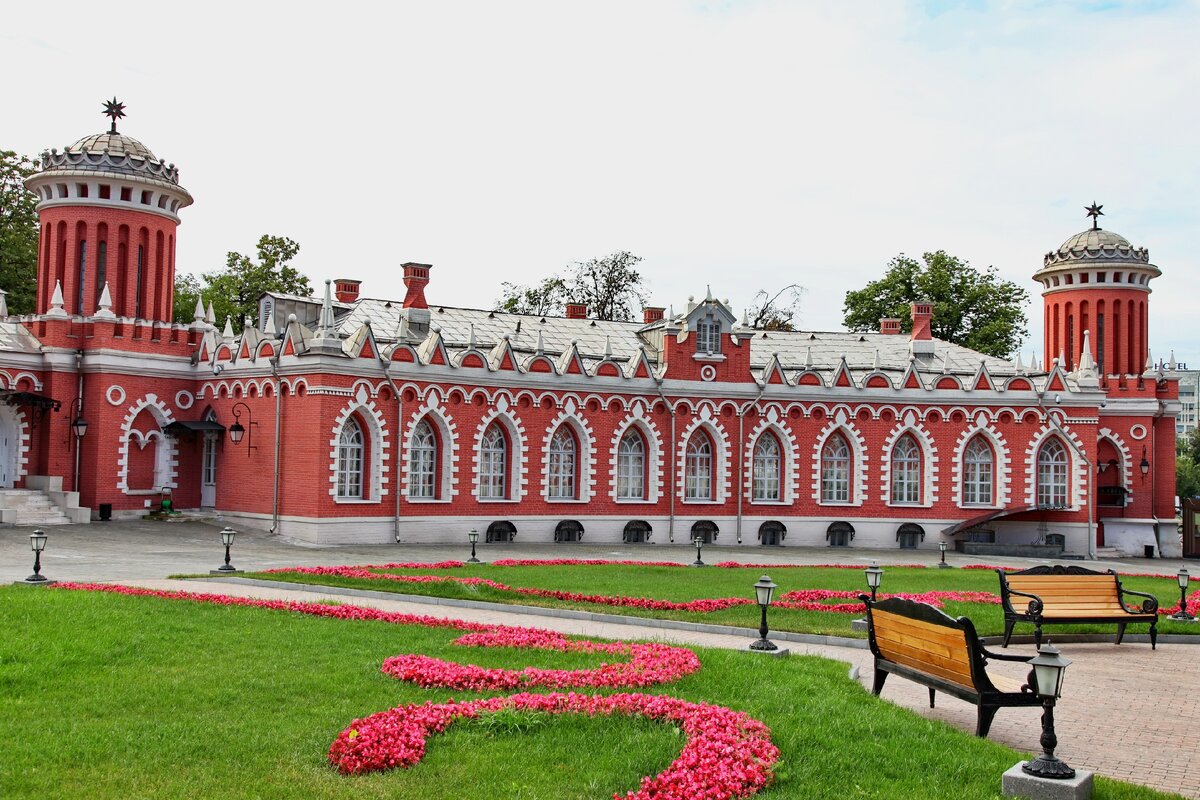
[750,575,778,652]
[213,526,241,573]
[938,540,952,569]
[1169,567,1194,622]
[865,562,884,602]
[26,529,49,583]
[690,535,705,568]
[1022,641,1075,780]
[467,528,481,564]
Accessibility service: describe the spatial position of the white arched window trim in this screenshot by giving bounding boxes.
[751,432,782,502]
[616,428,647,500]
[329,397,388,504]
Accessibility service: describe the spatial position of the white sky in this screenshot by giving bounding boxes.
[6,0,1199,366]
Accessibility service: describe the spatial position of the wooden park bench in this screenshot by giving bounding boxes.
[997,565,1159,650]
[861,595,1042,738]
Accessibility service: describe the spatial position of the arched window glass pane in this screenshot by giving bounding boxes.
[963,437,994,505]
[1037,438,1069,508]
[548,429,577,499]
[617,430,646,499]
[409,420,437,499]
[685,434,712,500]
[821,434,851,503]
[337,419,364,499]
[480,425,508,499]
[752,434,781,501]
[890,435,921,504]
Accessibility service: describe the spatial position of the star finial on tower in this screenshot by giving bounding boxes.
[102,97,126,134]
[1085,201,1104,230]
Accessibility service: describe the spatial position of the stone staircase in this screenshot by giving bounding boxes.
[0,476,91,526]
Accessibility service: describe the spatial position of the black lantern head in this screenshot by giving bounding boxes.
[228,422,246,444]
[71,417,88,438]
[220,526,236,547]
[30,530,48,552]
[1179,567,1191,590]
[865,562,883,590]
[754,575,777,607]
[1030,641,1071,699]
[468,528,479,544]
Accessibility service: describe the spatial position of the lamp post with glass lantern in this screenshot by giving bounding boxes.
[938,540,951,568]
[211,526,242,573]
[1169,567,1194,622]
[690,535,705,567]
[467,528,481,564]
[865,562,883,602]
[749,575,778,651]
[1021,641,1075,779]
[25,529,50,583]
[228,402,257,456]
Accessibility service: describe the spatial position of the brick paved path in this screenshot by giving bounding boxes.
[121,578,1200,799]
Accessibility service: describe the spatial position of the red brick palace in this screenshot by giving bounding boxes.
[0,107,1181,557]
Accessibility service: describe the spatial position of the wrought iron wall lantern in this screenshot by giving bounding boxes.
[65,397,87,449]
[228,401,257,455]
[1139,447,1150,479]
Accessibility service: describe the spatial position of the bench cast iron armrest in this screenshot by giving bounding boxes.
[1118,587,1159,613]
[1003,586,1044,615]
[981,647,1035,663]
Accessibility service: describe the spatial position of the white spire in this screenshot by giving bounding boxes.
[1014,351,1025,374]
[1078,330,1095,372]
[95,282,115,319]
[222,316,234,339]
[1169,350,1177,371]
[536,329,545,355]
[192,295,205,322]
[48,280,66,316]
[316,279,337,338]
[804,346,813,369]
[0,289,9,318]
[469,322,477,348]
[1145,349,1154,373]
[604,334,612,359]
[872,349,880,371]
[1030,351,1040,372]
[205,301,216,326]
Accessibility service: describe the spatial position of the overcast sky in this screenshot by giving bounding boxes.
[6,1,1199,367]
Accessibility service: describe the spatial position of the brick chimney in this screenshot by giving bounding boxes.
[565,302,587,319]
[401,263,431,309]
[910,300,934,355]
[879,317,902,335]
[643,306,665,324]
[334,279,361,304]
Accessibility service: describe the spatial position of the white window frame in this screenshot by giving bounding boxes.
[617,430,646,500]
[696,315,722,355]
[752,434,781,501]
[685,434,713,500]
[890,435,921,505]
[336,418,365,499]
[963,436,994,506]
[479,424,508,500]
[547,428,577,500]
[821,435,851,503]
[1037,438,1069,508]
[408,420,437,499]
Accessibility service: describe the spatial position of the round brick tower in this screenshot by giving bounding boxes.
[1033,206,1160,377]
[23,100,192,322]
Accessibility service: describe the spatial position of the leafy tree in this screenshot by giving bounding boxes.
[746,284,805,331]
[173,235,311,330]
[1177,457,1200,500]
[0,151,40,316]
[1177,427,1200,465]
[495,251,647,322]
[842,251,1029,358]
[496,277,567,317]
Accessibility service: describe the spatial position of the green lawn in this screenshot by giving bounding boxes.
[243,561,1195,639]
[0,585,1180,799]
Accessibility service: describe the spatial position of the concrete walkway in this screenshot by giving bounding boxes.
[6,519,1199,797]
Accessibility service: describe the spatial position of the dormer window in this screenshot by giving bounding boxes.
[696,315,722,355]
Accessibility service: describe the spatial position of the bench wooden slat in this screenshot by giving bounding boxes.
[876,642,974,687]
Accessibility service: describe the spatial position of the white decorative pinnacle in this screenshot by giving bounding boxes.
[469,323,477,348]
[1145,349,1154,373]
[222,316,234,339]
[205,301,216,326]
[192,295,205,322]
[316,279,337,338]
[1030,351,1040,372]
[0,289,8,319]
[804,346,813,369]
[1014,351,1025,374]
[1078,330,1096,372]
[872,349,880,371]
[536,330,545,355]
[604,335,612,359]
[50,280,65,311]
[1169,350,1177,371]
[95,282,115,319]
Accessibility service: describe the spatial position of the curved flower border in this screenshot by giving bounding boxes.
[329,691,779,800]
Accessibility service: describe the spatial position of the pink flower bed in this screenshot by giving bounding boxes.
[266,564,1003,614]
[328,691,779,800]
[52,581,777,799]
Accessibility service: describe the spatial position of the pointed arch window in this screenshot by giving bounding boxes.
[890,434,921,504]
[409,420,437,499]
[336,418,365,499]
[548,428,578,499]
[752,433,782,501]
[617,429,646,500]
[963,436,994,506]
[821,434,851,503]
[685,432,713,500]
[479,424,508,499]
[1037,438,1070,508]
